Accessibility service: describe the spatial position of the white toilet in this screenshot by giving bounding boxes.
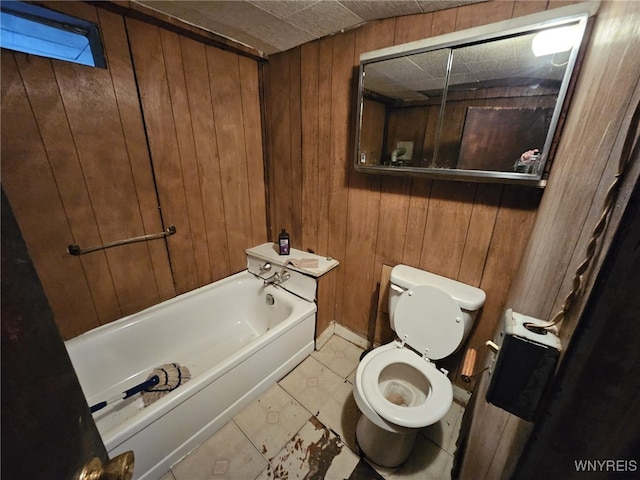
[352,264,486,467]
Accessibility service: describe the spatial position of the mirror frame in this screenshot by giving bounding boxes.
[354,2,598,187]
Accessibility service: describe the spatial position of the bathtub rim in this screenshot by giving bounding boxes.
[65,270,316,452]
[65,270,311,348]
[103,308,315,452]
[117,316,316,480]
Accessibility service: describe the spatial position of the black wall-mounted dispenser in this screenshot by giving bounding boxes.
[486,309,561,421]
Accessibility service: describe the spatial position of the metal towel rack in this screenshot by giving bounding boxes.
[67,225,176,256]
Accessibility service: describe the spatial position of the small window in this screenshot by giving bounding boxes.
[0,1,106,68]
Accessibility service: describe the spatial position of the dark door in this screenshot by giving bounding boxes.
[1,190,132,479]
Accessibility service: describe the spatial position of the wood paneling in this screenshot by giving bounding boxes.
[385,106,428,166]
[209,47,262,272]
[125,6,267,282]
[316,37,334,259]
[360,98,386,165]
[459,1,640,478]
[162,28,213,287]
[92,0,266,61]
[125,18,198,294]
[1,2,266,338]
[1,52,102,336]
[265,51,295,243]
[98,8,176,303]
[514,180,640,480]
[239,56,269,247]
[1,2,172,338]
[265,1,543,380]
[379,87,558,169]
[180,35,231,279]
[456,106,553,171]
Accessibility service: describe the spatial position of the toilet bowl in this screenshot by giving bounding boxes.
[352,265,485,467]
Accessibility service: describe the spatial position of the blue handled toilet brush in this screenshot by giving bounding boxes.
[90,363,191,413]
[90,375,160,413]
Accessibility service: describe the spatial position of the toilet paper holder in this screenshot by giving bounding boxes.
[460,340,500,382]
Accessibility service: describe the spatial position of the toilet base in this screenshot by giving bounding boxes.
[355,414,417,468]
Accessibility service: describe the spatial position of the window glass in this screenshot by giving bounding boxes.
[0,1,105,68]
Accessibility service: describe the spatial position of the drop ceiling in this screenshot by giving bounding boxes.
[364,31,571,101]
[134,0,486,55]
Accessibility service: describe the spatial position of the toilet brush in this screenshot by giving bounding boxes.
[141,363,191,407]
[90,363,191,413]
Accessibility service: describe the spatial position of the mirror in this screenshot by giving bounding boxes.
[354,3,596,186]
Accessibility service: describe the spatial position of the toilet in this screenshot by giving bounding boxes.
[352,264,486,467]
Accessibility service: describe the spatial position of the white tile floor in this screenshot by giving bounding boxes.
[161,334,468,480]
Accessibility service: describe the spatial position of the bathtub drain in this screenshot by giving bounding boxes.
[266,293,275,306]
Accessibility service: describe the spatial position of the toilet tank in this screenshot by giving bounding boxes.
[388,265,486,337]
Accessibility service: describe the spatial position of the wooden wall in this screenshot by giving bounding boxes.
[359,98,386,165]
[1,2,267,339]
[381,87,557,168]
[459,1,640,478]
[125,16,267,289]
[263,0,561,384]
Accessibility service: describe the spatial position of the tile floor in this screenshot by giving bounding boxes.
[160,334,468,480]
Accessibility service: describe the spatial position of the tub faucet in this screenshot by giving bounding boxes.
[263,265,291,286]
[259,262,272,273]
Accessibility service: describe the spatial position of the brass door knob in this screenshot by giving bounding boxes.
[77,451,134,480]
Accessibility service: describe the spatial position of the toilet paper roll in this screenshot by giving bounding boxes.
[461,348,477,383]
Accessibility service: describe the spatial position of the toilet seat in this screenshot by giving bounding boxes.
[395,285,464,360]
[361,347,452,428]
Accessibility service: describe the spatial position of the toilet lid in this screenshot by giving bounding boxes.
[395,285,464,360]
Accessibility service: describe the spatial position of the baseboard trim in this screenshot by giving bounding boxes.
[316,321,371,351]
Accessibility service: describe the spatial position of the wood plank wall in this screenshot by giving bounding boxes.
[125,16,267,289]
[460,1,640,478]
[264,0,561,384]
[1,2,266,339]
[380,88,557,169]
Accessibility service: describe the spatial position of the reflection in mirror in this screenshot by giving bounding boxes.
[360,48,449,167]
[354,4,596,186]
[444,27,575,173]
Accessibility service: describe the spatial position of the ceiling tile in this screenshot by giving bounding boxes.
[132,0,491,55]
[248,0,321,19]
[455,38,516,63]
[416,0,487,13]
[339,1,422,21]
[186,1,316,53]
[176,7,280,53]
[287,1,363,37]
[137,1,192,17]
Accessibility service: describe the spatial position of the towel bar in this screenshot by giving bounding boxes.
[67,225,176,256]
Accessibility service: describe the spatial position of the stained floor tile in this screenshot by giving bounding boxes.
[278,356,360,450]
[370,435,454,480]
[171,421,267,480]
[234,384,311,460]
[421,401,465,455]
[311,335,364,379]
[346,367,357,385]
[170,333,468,480]
[257,417,359,480]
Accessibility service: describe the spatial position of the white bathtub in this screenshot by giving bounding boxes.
[65,270,316,480]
